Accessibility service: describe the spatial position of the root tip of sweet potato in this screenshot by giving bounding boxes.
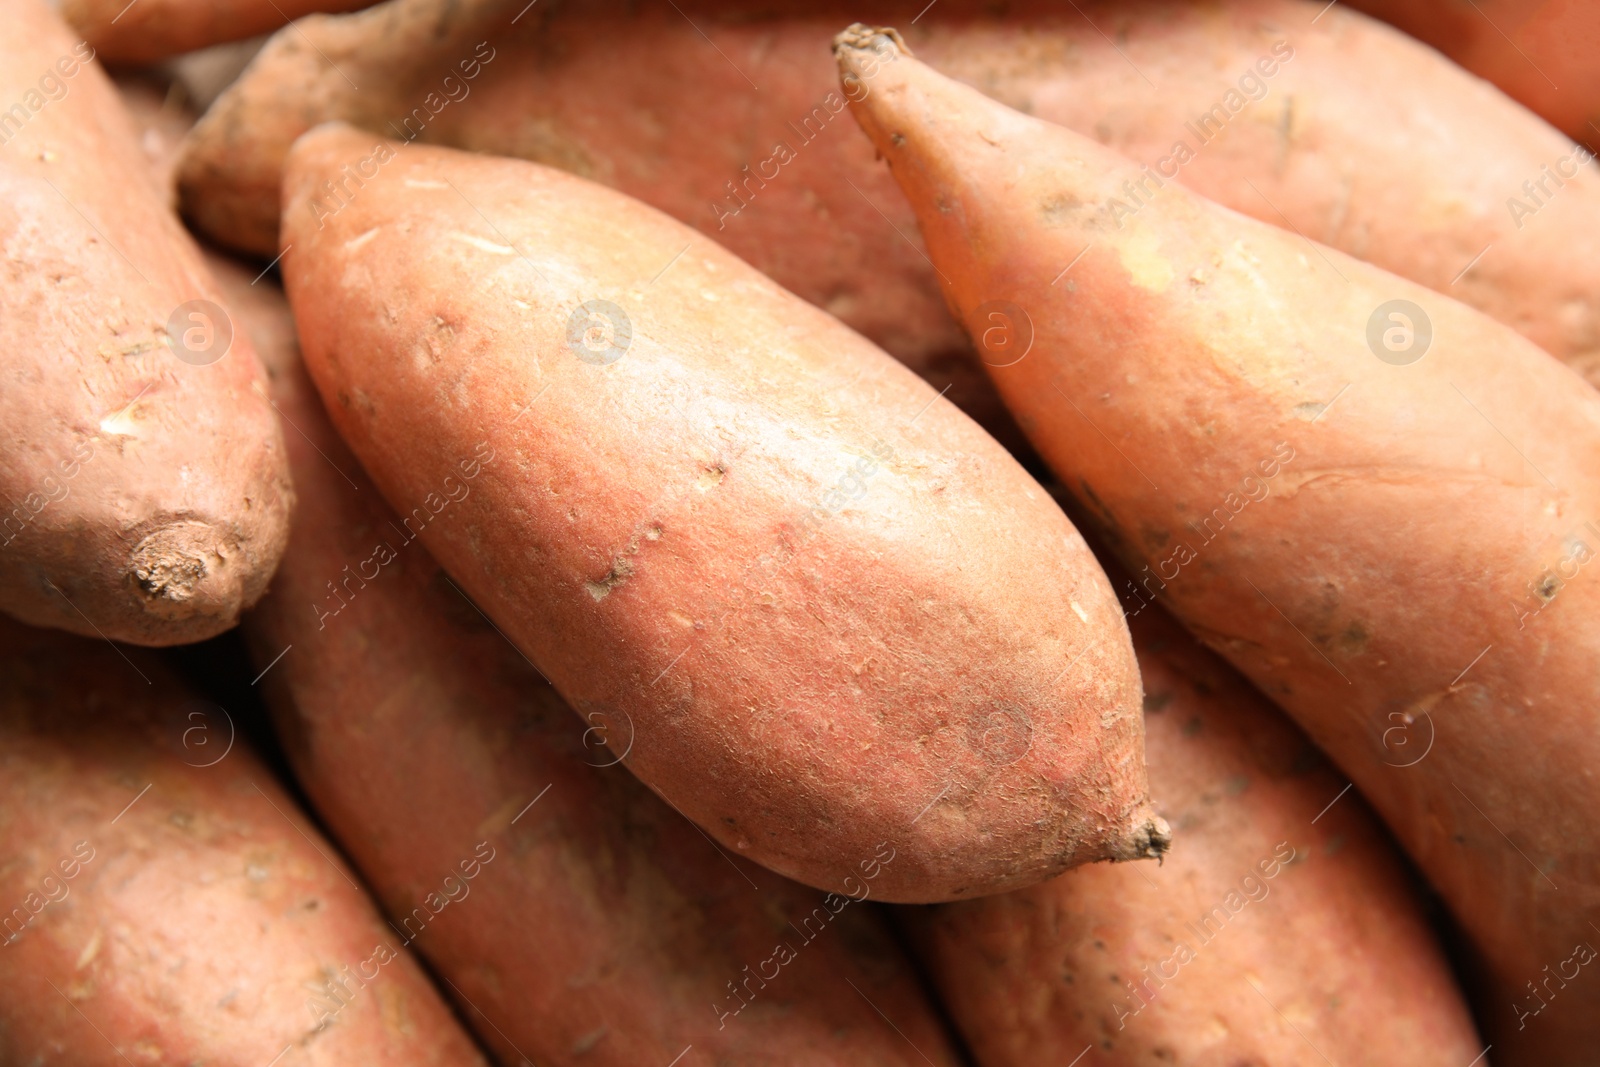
[128,519,246,624]
[833,23,911,62]
[1112,812,1173,865]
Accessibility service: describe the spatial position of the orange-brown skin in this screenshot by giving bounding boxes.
[0,620,489,1066]
[177,1,1600,399]
[942,0,1600,386]
[837,27,1600,1064]
[1350,0,1600,146]
[0,0,292,647]
[905,603,1484,1065]
[280,123,1164,903]
[234,264,965,1065]
[62,0,373,67]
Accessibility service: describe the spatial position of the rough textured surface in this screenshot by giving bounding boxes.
[0,619,489,1066]
[0,0,292,646]
[63,0,372,66]
[837,28,1600,1063]
[906,601,1484,1065]
[235,264,965,1063]
[281,124,1161,903]
[179,0,1600,402]
[1351,0,1599,146]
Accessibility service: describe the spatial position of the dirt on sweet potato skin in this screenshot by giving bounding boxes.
[232,258,965,1064]
[0,620,489,1067]
[0,0,292,647]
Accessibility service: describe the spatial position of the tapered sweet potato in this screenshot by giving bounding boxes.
[0,619,488,1066]
[906,601,1483,1065]
[837,26,1600,1062]
[178,0,1600,396]
[63,0,373,67]
[0,0,292,647]
[232,262,964,1064]
[280,122,1164,903]
[1351,0,1599,146]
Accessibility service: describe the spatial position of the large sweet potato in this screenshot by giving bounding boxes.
[836,26,1600,1063]
[0,619,488,1065]
[63,0,373,66]
[179,0,1600,392]
[1351,0,1599,146]
[230,258,965,1065]
[280,122,1165,903]
[0,0,292,646]
[906,601,1484,1065]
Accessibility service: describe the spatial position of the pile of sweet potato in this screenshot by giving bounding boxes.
[3,0,1595,1063]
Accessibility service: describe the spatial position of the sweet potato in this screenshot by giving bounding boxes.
[231,261,965,1064]
[0,619,488,1065]
[906,601,1483,1065]
[62,0,373,67]
[178,0,1600,397]
[280,122,1164,902]
[0,0,292,647]
[1350,0,1599,146]
[836,26,1600,1062]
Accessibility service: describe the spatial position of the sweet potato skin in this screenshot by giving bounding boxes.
[838,29,1600,1064]
[178,0,1600,393]
[905,603,1483,1065]
[175,0,1006,347]
[280,123,1161,903]
[233,262,964,1065]
[1350,0,1600,146]
[62,0,373,66]
[934,0,1600,385]
[177,0,1046,438]
[0,621,488,1066]
[0,0,292,646]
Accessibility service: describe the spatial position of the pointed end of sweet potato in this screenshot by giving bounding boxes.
[832,22,911,62]
[1112,811,1173,865]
